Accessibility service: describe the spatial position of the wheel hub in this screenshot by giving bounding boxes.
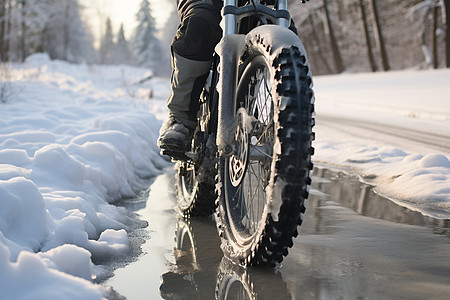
[229,112,250,187]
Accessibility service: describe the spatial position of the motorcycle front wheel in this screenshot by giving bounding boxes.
[216,26,315,266]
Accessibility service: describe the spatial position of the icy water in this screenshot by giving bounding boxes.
[106,168,450,299]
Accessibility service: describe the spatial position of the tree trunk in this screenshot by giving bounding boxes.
[63,1,70,61]
[3,0,11,62]
[444,0,450,68]
[432,1,439,69]
[20,0,27,62]
[0,0,5,62]
[323,0,344,73]
[359,0,377,72]
[370,0,390,71]
[308,15,333,74]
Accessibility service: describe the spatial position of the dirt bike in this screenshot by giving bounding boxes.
[172,0,315,267]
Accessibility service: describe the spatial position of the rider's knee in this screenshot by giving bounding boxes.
[172,6,222,61]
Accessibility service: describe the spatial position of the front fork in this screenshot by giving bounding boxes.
[216,33,245,156]
[217,0,290,156]
[224,0,290,34]
[224,0,237,36]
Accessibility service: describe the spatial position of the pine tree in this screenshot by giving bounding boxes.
[132,0,161,72]
[159,0,178,76]
[100,17,114,64]
[115,23,133,65]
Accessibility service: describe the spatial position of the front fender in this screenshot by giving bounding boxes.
[245,25,310,74]
[215,25,310,155]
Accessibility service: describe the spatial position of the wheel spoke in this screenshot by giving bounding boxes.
[249,144,272,161]
[226,59,274,239]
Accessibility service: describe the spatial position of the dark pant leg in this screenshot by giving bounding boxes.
[172,0,223,61]
[167,0,223,126]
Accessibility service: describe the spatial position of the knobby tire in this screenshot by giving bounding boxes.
[216,32,315,266]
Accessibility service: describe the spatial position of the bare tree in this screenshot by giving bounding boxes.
[62,0,70,60]
[307,14,333,74]
[0,0,5,61]
[432,0,439,68]
[0,0,12,62]
[19,0,26,62]
[408,0,445,69]
[290,0,446,73]
[444,0,450,67]
[359,0,377,72]
[369,0,390,71]
[323,0,344,73]
[5,0,11,61]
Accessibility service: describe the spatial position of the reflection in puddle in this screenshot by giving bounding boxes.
[160,217,221,299]
[215,258,291,300]
[159,217,292,300]
[311,168,450,236]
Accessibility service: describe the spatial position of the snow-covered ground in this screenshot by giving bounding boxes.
[0,54,170,299]
[0,54,449,299]
[313,69,450,219]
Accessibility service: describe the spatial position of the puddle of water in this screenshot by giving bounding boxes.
[311,168,450,236]
[282,168,450,300]
[105,173,180,299]
[106,168,450,300]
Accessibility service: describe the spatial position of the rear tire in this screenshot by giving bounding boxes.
[175,83,217,217]
[176,161,216,217]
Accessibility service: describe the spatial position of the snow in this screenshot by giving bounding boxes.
[0,53,169,299]
[313,69,450,219]
[0,53,449,298]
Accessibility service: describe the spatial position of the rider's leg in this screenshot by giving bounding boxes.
[158,1,222,152]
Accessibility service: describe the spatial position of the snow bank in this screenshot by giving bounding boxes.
[0,243,106,300]
[314,69,450,219]
[0,53,169,299]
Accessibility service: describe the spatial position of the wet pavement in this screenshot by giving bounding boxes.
[106,168,450,299]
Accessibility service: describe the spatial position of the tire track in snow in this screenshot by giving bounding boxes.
[318,115,450,156]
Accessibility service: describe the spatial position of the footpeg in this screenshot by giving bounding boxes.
[161,149,198,164]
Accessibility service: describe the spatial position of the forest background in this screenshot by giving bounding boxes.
[0,0,449,77]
